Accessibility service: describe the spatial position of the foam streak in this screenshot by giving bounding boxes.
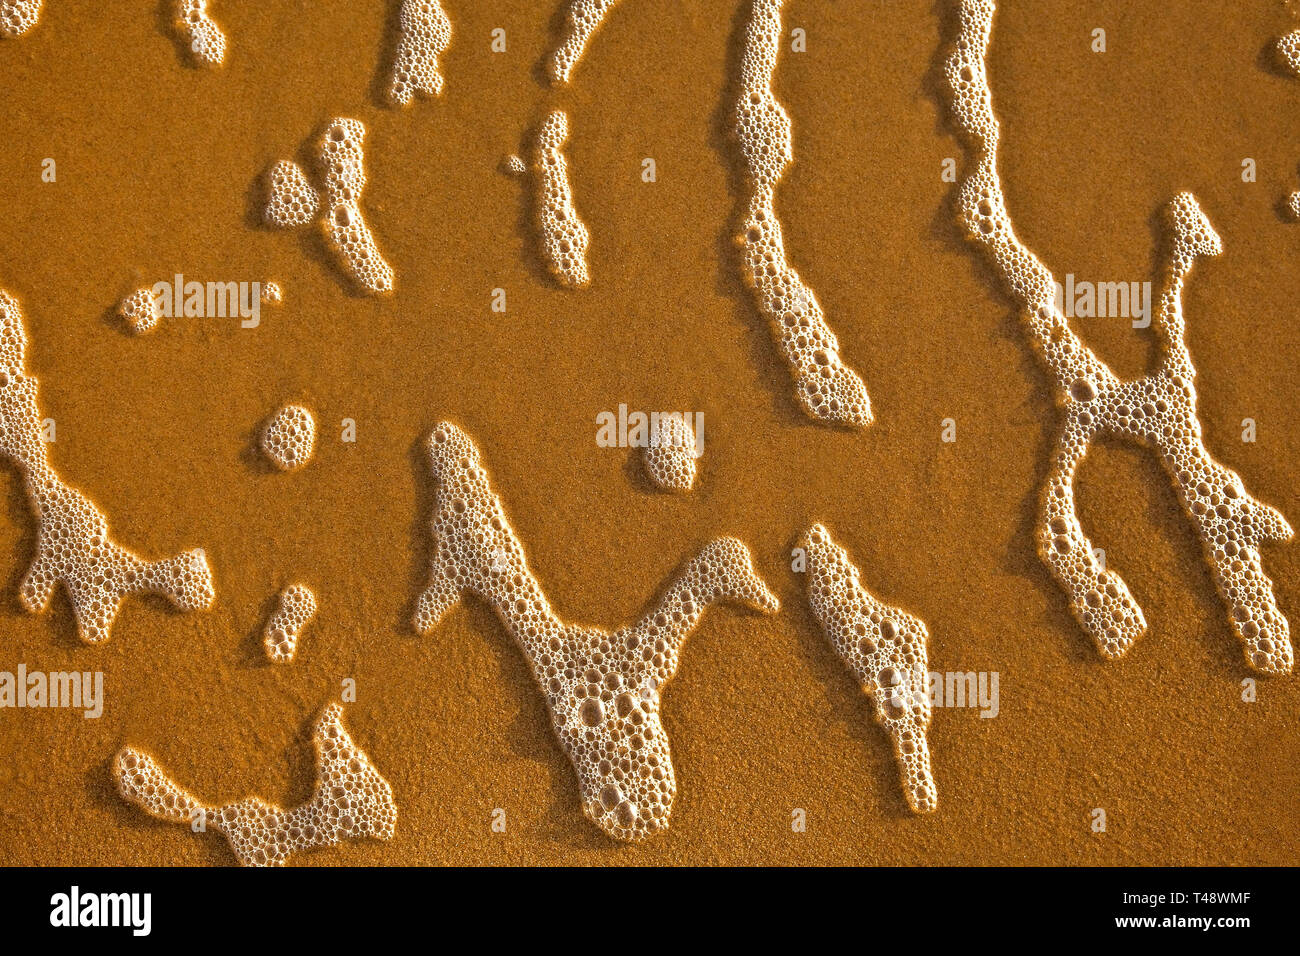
[0,291,214,644]
[732,0,871,426]
[115,702,396,866]
[943,0,1292,673]
[413,421,779,840]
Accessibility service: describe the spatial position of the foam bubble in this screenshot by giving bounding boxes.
[264,161,320,228]
[0,0,41,37]
[261,404,315,471]
[120,288,161,334]
[641,414,698,491]
[114,702,397,866]
[547,0,622,85]
[1277,29,1300,77]
[263,583,316,663]
[944,0,1293,674]
[0,290,214,643]
[413,421,780,840]
[260,280,283,305]
[800,524,937,813]
[388,0,451,105]
[732,0,871,427]
[263,120,394,295]
[510,111,591,289]
[174,1,226,67]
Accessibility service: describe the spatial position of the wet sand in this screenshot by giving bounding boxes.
[0,0,1297,864]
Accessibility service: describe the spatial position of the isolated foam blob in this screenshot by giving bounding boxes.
[0,290,214,643]
[114,702,396,866]
[120,288,161,334]
[800,524,937,814]
[641,414,698,491]
[509,111,591,288]
[264,583,316,663]
[174,0,226,66]
[263,119,394,294]
[732,0,871,428]
[547,0,622,84]
[413,421,780,841]
[944,0,1293,674]
[0,0,41,37]
[388,0,451,105]
[260,280,283,305]
[261,404,315,471]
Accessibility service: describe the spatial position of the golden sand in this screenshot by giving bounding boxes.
[0,1,1297,864]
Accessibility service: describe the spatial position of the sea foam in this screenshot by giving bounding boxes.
[944,0,1293,673]
[115,702,396,866]
[733,0,871,427]
[0,290,214,643]
[413,421,779,840]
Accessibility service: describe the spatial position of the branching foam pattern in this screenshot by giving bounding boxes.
[511,111,591,289]
[264,119,394,295]
[0,291,214,643]
[413,421,780,841]
[733,0,871,427]
[0,0,41,37]
[388,0,451,105]
[264,583,316,663]
[547,0,622,84]
[174,1,226,66]
[944,0,1293,674]
[800,524,937,813]
[114,702,396,866]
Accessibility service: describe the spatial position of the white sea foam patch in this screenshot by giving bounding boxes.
[0,664,104,718]
[595,405,704,457]
[49,886,150,936]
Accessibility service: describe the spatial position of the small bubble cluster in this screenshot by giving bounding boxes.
[733,0,871,427]
[800,524,937,814]
[264,161,320,228]
[641,414,698,491]
[264,119,394,294]
[260,280,283,305]
[261,404,315,471]
[174,0,226,67]
[0,0,41,38]
[114,702,397,866]
[0,290,214,643]
[1277,29,1300,76]
[944,0,1293,673]
[547,0,622,84]
[263,583,316,663]
[388,0,451,105]
[120,288,161,334]
[413,421,780,841]
[512,111,591,288]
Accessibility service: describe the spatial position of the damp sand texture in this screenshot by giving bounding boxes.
[0,0,1298,865]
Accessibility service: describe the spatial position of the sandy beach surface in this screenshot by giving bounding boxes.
[0,0,1296,865]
